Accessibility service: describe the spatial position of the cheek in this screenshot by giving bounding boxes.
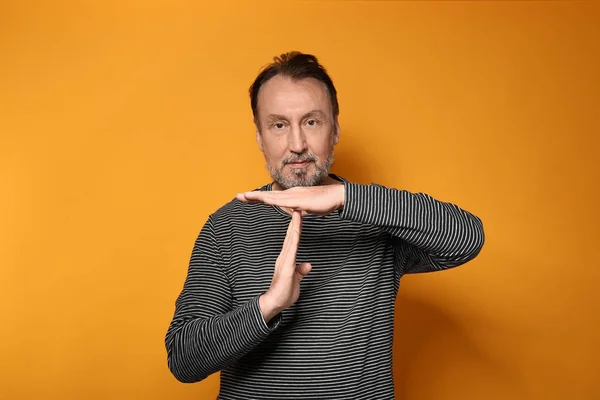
[262,138,288,161]
[308,136,333,158]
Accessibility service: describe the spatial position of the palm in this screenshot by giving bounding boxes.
[236,185,344,215]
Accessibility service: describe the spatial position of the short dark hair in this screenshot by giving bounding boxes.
[249,51,339,126]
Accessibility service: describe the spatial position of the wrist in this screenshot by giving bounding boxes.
[259,292,282,323]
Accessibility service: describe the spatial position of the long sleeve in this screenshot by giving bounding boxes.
[165,216,281,383]
[339,181,484,275]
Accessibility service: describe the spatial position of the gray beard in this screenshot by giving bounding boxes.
[267,151,335,190]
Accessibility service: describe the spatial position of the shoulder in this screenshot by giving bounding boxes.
[331,174,392,198]
[330,173,387,188]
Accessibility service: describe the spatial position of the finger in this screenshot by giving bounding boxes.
[236,192,264,203]
[282,211,302,265]
[283,212,294,244]
[278,211,297,263]
[292,210,302,244]
[293,209,302,235]
[240,191,302,209]
[296,262,312,279]
[237,191,267,202]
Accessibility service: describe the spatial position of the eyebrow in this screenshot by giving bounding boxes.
[266,109,327,122]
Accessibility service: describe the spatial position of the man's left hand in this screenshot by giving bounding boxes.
[236,185,345,216]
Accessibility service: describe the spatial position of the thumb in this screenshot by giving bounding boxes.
[296,262,312,279]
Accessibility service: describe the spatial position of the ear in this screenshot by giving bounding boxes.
[256,126,264,152]
[332,120,340,145]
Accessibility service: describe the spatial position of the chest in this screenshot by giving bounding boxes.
[221,217,395,308]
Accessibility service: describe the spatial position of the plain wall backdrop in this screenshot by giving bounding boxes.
[1,1,598,399]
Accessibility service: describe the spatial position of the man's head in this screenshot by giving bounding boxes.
[249,52,340,190]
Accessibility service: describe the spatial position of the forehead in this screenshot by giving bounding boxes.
[257,75,331,117]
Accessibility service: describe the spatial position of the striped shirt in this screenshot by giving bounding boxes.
[165,174,485,399]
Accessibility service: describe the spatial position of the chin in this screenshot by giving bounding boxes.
[268,160,331,189]
[277,171,327,189]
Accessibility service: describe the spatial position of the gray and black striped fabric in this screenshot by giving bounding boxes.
[165,174,484,399]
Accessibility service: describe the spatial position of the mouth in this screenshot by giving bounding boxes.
[287,160,312,168]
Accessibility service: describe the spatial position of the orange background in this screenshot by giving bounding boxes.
[1,1,599,399]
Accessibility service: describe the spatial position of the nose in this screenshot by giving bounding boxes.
[288,125,307,154]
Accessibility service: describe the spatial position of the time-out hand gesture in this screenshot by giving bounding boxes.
[259,210,312,322]
[236,184,345,216]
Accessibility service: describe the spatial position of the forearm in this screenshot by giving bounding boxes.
[166,295,281,383]
[339,182,484,264]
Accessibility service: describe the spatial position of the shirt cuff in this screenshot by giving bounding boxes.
[250,295,282,334]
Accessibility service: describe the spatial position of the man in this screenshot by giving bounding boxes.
[165,51,485,399]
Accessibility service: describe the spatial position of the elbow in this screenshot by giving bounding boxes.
[441,215,485,269]
[169,367,205,384]
[167,350,209,384]
[165,330,209,384]
[463,214,485,263]
[474,215,485,253]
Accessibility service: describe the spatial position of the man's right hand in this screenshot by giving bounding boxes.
[259,210,312,323]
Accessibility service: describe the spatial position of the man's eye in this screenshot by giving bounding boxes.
[307,120,318,126]
[274,123,285,129]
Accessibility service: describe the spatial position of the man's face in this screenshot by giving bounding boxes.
[255,75,339,189]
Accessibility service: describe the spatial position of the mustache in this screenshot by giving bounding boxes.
[282,154,317,164]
